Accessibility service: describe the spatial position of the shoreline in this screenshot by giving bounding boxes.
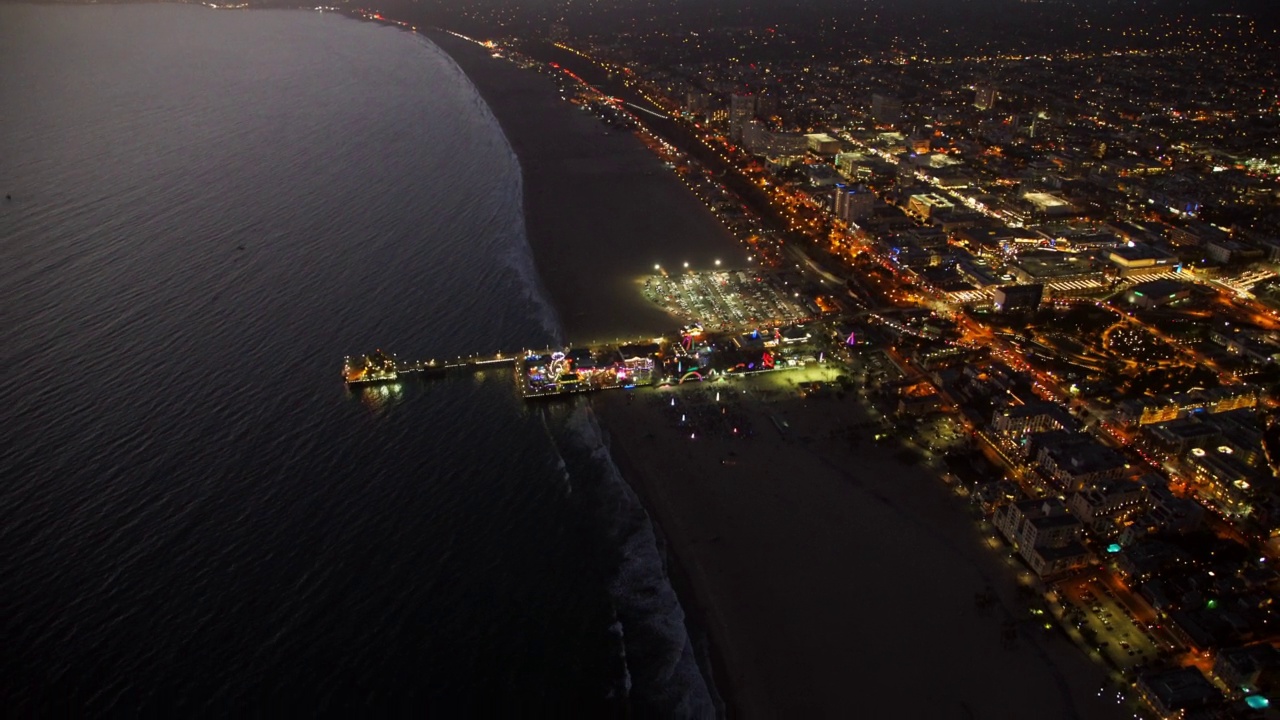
[588,369,1131,719]
[423,29,746,345]
[422,28,739,713]
[422,24,1124,720]
[598,405,736,717]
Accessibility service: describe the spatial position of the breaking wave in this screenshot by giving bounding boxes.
[563,404,716,718]
[415,33,563,345]
[416,31,711,715]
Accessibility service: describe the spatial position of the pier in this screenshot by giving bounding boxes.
[397,354,517,377]
[344,320,830,401]
[343,339,674,400]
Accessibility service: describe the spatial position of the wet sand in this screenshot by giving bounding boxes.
[592,369,1128,719]
[426,31,746,344]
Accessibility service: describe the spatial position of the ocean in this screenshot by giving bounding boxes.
[0,5,709,714]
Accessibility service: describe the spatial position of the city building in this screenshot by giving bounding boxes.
[1209,324,1280,365]
[896,380,943,417]
[905,193,954,220]
[741,122,808,156]
[991,401,1071,436]
[804,132,841,155]
[1009,251,1102,286]
[992,284,1043,313]
[1067,482,1146,533]
[833,184,875,223]
[973,83,997,110]
[1126,478,1205,538]
[1125,278,1191,308]
[1213,645,1280,696]
[1167,220,1229,248]
[1113,538,1183,583]
[1195,386,1261,414]
[804,163,843,188]
[993,498,1088,578]
[956,258,1002,289]
[1136,667,1223,719]
[1186,446,1257,517]
[834,151,873,181]
[1115,387,1259,426]
[1204,410,1267,467]
[1206,237,1264,264]
[1017,192,1077,220]
[871,93,902,127]
[1033,432,1127,491]
[1140,417,1222,460]
[684,90,714,118]
[729,92,757,140]
[1105,243,1181,277]
[953,225,1041,257]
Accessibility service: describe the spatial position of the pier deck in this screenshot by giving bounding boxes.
[344,339,672,399]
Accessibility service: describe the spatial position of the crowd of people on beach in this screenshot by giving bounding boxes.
[653,385,756,443]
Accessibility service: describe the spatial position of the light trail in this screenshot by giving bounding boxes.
[624,101,669,120]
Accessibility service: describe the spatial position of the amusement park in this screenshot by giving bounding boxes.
[517,321,824,398]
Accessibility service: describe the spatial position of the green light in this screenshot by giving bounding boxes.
[1107,543,1122,553]
[1206,599,1218,610]
[1245,695,1269,709]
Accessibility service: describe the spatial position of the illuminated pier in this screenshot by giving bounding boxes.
[342,339,677,399]
[343,322,817,399]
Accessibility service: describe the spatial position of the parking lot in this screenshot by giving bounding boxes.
[1057,576,1175,671]
[644,270,812,331]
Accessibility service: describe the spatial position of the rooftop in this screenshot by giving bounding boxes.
[1128,278,1190,298]
[1013,251,1097,280]
[1138,667,1222,711]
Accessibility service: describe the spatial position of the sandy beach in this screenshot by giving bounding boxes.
[427,30,1126,719]
[427,31,746,345]
[593,369,1129,719]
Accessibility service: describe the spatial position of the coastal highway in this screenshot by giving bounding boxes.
[526,41,867,301]
[523,42,811,250]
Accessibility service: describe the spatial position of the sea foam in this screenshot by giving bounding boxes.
[414,34,563,345]
[565,404,716,718]
[417,32,712,715]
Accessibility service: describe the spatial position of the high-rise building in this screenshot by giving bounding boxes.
[973,84,997,110]
[756,91,779,121]
[729,93,757,140]
[834,185,875,223]
[742,121,808,156]
[871,93,902,127]
[685,91,713,118]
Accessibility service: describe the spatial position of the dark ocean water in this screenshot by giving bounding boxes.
[0,5,707,715]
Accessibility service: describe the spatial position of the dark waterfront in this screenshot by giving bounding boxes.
[0,5,708,714]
